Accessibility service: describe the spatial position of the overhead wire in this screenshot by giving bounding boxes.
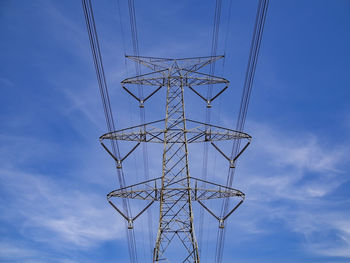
[114,0,129,72]
[81,0,138,262]
[214,1,270,262]
[198,0,223,260]
[222,0,233,74]
[125,0,154,258]
[208,0,222,103]
[114,0,148,259]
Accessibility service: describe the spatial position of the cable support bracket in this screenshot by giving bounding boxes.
[188,85,229,108]
[211,140,251,168]
[100,140,141,169]
[122,84,163,108]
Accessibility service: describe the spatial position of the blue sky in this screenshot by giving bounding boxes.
[1,0,350,262]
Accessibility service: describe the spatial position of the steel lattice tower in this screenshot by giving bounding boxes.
[100,55,251,262]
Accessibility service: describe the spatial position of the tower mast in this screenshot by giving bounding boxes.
[154,64,199,262]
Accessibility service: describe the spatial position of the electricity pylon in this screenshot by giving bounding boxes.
[100,55,251,262]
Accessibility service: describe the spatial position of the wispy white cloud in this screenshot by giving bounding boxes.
[0,168,124,251]
[0,242,39,261]
[220,120,350,258]
[241,121,347,200]
[302,218,350,258]
[0,240,97,263]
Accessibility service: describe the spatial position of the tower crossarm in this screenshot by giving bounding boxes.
[125,55,225,72]
[107,176,244,202]
[107,176,245,231]
[100,119,251,144]
[122,69,168,86]
[181,70,229,86]
[122,71,228,87]
[190,177,245,201]
[107,177,161,201]
[99,119,166,143]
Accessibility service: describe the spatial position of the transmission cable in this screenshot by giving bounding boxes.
[81,0,138,262]
[198,0,223,259]
[125,0,154,258]
[222,0,233,74]
[215,0,270,262]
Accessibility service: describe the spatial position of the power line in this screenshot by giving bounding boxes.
[215,1,270,262]
[125,0,154,258]
[81,0,138,262]
[198,0,223,258]
[222,0,233,74]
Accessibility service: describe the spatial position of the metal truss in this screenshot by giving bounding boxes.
[101,55,251,262]
[100,119,250,144]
